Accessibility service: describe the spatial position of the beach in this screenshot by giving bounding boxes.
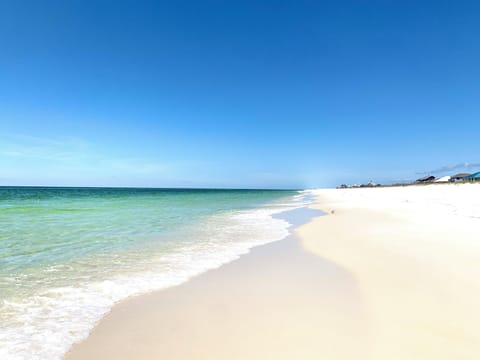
[5,1,479,358]
[66,183,480,359]
[66,207,368,360]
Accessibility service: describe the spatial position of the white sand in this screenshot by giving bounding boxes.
[66,183,480,359]
[300,183,480,359]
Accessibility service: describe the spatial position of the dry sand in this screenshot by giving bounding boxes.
[66,183,480,359]
[301,184,480,359]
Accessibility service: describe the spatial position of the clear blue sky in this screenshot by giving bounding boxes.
[1,0,479,188]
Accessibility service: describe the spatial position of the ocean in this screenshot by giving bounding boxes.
[0,187,308,359]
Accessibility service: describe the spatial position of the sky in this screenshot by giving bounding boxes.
[0,0,479,188]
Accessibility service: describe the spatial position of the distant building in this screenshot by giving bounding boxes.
[449,173,471,182]
[464,172,480,181]
[415,175,435,183]
[435,175,451,182]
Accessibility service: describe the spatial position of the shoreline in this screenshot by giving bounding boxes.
[0,189,305,360]
[66,184,480,359]
[66,204,369,359]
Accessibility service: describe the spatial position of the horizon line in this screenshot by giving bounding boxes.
[0,185,304,191]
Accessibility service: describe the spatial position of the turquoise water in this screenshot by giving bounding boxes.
[0,187,306,359]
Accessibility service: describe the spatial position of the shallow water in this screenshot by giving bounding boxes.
[0,187,308,359]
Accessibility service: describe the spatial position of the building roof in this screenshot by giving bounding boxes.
[451,173,471,178]
[435,175,451,182]
[416,175,435,182]
[465,171,480,179]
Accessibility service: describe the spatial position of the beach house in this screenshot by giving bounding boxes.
[435,175,451,182]
[465,172,480,181]
[449,173,471,182]
[415,175,435,183]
